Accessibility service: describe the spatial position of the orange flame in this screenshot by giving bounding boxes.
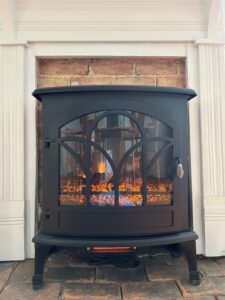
[98,161,106,174]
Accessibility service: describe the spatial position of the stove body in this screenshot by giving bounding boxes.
[32,86,200,289]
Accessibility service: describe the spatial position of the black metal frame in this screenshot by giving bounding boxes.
[32,85,200,289]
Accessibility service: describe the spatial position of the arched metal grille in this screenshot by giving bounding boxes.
[59,110,173,207]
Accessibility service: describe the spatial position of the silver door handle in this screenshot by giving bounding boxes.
[176,163,184,179]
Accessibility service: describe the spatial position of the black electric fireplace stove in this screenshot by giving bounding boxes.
[32,85,200,289]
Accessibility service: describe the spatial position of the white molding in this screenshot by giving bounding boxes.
[14,0,206,42]
[186,43,205,254]
[0,45,25,260]
[199,45,225,197]
[0,40,28,46]
[0,0,16,39]
[0,218,24,225]
[25,46,36,258]
[204,197,225,220]
[0,46,25,202]
[207,0,222,38]
[29,41,187,57]
[15,21,205,32]
[204,197,225,256]
[0,201,24,260]
[16,0,203,10]
[16,33,207,43]
[195,38,225,45]
[197,44,225,256]
[0,225,25,260]
[0,0,209,42]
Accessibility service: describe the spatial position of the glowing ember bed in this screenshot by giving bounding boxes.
[32,86,201,289]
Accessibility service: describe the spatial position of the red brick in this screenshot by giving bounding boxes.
[37,77,56,88]
[0,282,60,300]
[38,76,69,88]
[198,257,225,277]
[38,59,47,74]
[177,276,225,298]
[45,266,94,282]
[96,266,147,283]
[68,59,90,76]
[114,76,156,86]
[90,59,133,75]
[178,60,186,74]
[45,59,69,75]
[146,257,188,281]
[136,60,178,75]
[157,75,186,88]
[71,76,114,85]
[122,282,181,299]
[55,77,69,86]
[62,283,121,300]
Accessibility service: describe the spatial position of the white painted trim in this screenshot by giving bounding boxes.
[186,43,205,254]
[25,46,37,258]
[13,0,206,42]
[198,44,225,256]
[29,41,187,58]
[0,40,28,46]
[0,0,16,40]
[0,45,25,261]
[207,0,222,38]
[0,201,24,260]
[204,197,225,256]
[205,197,225,220]
[195,38,225,45]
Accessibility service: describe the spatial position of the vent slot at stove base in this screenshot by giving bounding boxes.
[32,231,201,290]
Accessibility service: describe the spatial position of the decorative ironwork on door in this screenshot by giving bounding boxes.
[59,110,173,207]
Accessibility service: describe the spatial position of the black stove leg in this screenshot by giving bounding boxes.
[181,240,201,285]
[32,243,52,290]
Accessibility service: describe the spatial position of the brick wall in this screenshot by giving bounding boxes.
[36,57,186,210]
[37,58,186,88]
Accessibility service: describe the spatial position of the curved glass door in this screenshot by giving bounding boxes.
[59,110,173,207]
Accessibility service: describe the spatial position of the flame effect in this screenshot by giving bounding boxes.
[98,161,106,174]
[60,177,173,206]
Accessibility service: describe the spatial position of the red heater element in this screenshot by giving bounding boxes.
[86,247,136,253]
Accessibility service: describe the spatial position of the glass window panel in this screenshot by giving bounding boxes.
[60,111,106,138]
[59,143,86,206]
[59,110,174,208]
[91,114,141,166]
[127,111,173,138]
[90,147,114,206]
[147,144,173,206]
[119,146,143,207]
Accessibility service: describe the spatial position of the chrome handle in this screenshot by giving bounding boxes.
[176,163,184,179]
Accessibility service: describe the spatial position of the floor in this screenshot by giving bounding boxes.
[0,246,225,300]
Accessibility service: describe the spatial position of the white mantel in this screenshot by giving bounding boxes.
[0,0,225,260]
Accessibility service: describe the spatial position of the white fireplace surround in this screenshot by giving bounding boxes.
[0,0,225,260]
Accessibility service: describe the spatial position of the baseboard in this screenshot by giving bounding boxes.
[0,201,25,260]
[204,197,225,256]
